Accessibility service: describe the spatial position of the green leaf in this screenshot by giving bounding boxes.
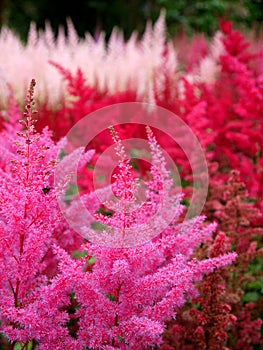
[72,250,88,259]
[87,164,95,170]
[117,336,125,343]
[193,303,201,310]
[64,183,79,202]
[180,197,190,207]
[96,207,113,217]
[87,256,96,266]
[242,291,260,303]
[130,148,141,158]
[97,174,106,182]
[106,293,116,302]
[91,222,108,231]
[246,280,263,292]
[250,257,263,273]
[14,344,22,350]
[58,149,66,160]
[14,342,34,350]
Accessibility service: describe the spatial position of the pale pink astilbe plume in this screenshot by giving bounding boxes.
[27,22,38,47]
[0,12,178,109]
[103,28,126,93]
[0,28,26,107]
[136,10,179,105]
[153,39,179,103]
[65,18,79,48]
[48,127,237,349]
[183,31,225,87]
[81,31,107,90]
[195,32,225,84]
[0,21,74,108]
[0,26,47,107]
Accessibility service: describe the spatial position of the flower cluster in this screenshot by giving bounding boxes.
[0,80,237,349]
[0,14,262,349]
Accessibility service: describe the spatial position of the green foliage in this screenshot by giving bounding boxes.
[154,0,262,36]
[242,259,263,303]
[1,0,262,42]
[250,256,263,274]
[106,293,116,302]
[14,341,35,350]
[71,250,88,259]
[90,221,108,231]
[64,182,78,203]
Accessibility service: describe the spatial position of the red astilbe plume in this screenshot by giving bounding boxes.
[162,232,237,350]
[205,20,263,208]
[36,62,139,195]
[41,61,213,201]
[155,20,263,211]
[206,170,263,349]
[38,61,137,141]
[50,127,237,349]
[162,170,263,349]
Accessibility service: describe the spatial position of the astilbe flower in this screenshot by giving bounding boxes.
[28,26,216,197]
[23,20,262,212]
[0,18,262,210]
[0,12,172,110]
[40,61,137,141]
[49,127,237,349]
[162,170,263,349]
[203,20,263,208]
[162,231,237,350]
[0,80,237,349]
[154,20,263,209]
[0,83,24,174]
[35,60,214,203]
[0,80,94,349]
[206,170,263,349]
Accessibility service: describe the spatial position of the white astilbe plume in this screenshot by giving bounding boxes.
[0,12,175,108]
[186,31,225,85]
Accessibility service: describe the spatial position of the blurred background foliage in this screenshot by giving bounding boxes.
[0,0,262,41]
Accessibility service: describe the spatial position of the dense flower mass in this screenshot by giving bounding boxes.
[0,13,262,350]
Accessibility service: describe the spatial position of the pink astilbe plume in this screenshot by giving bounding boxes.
[82,125,183,247]
[0,82,237,349]
[50,127,237,349]
[0,80,90,348]
[0,17,263,350]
